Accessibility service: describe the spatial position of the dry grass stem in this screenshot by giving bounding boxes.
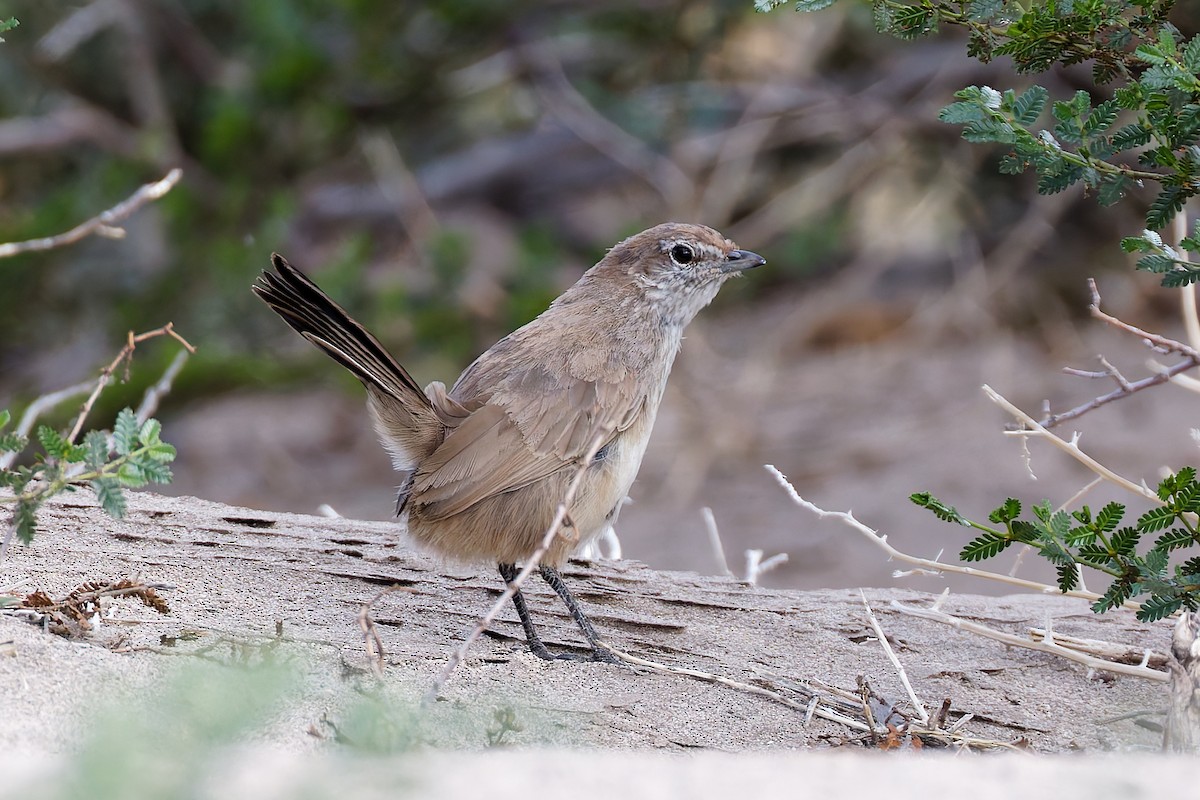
[426,429,611,703]
[0,168,182,259]
[890,599,1169,683]
[860,590,930,725]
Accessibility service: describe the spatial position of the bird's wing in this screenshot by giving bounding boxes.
[412,367,645,520]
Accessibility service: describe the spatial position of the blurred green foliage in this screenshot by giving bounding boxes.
[1,0,815,411]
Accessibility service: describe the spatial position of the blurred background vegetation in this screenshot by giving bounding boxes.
[4,1,1200,587]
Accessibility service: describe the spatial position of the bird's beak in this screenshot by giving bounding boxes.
[720,249,767,273]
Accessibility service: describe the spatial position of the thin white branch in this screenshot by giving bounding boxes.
[891,600,1168,683]
[984,385,1160,504]
[702,507,734,578]
[765,464,1113,603]
[860,590,930,725]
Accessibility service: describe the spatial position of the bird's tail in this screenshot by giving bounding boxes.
[253,254,443,470]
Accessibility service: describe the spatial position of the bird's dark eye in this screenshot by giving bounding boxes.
[669,244,695,265]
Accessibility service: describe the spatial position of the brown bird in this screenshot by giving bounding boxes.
[253,222,765,660]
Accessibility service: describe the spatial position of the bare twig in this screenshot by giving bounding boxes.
[986,385,1160,506]
[596,641,875,732]
[0,380,94,471]
[764,464,1130,605]
[66,323,196,445]
[743,549,788,586]
[357,585,414,678]
[0,168,182,259]
[860,591,930,725]
[1037,281,1200,429]
[702,507,734,578]
[426,429,612,702]
[891,600,1168,683]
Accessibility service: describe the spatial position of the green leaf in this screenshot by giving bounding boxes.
[113,409,139,457]
[1056,563,1079,593]
[753,0,789,10]
[1096,174,1129,207]
[1134,44,1168,65]
[1137,594,1184,622]
[129,456,173,484]
[1110,526,1142,556]
[1110,123,1152,153]
[82,430,109,470]
[138,418,162,447]
[91,476,127,519]
[1180,556,1200,577]
[910,492,967,525]
[1092,577,1134,613]
[1011,85,1048,126]
[1183,35,1200,73]
[960,532,1012,561]
[117,462,148,488]
[966,0,1004,22]
[891,4,937,39]
[1082,100,1118,138]
[0,430,26,454]
[14,498,37,545]
[1009,519,1039,543]
[36,426,70,460]
[939,101,985,124]
[142,442,177,463]
[1160,268,1200,288]
[962,118,1016,144]
[988,498,1021,524]
[1135,254,1177,273]
[1096,501,1125,534]
[0,409,9,429]
[998,154,1027,174]
[1147,185,1187,230]
[1153,528,1197,552]
[1037,165,1084,194]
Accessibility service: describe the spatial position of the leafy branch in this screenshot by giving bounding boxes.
[0,408,176,557]
[758,1,1200,235]
[912,468,1200,622]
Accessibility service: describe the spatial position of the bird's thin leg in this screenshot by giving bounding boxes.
[498,563,554,660]
[539,565,619,663]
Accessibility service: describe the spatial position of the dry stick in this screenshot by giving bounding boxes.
[0,168,182,259]
[859,590,930,725]
[764,464,1114,603]
[986,384,1160,507]
[1027,627,1168,669]
[702,506,735,578]
[1037,279,1200,430]
[595,641,875,733]
[890,600,1168,683]
[357,585,415,679]
[66,323,196,445]
[425,430,611,703]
